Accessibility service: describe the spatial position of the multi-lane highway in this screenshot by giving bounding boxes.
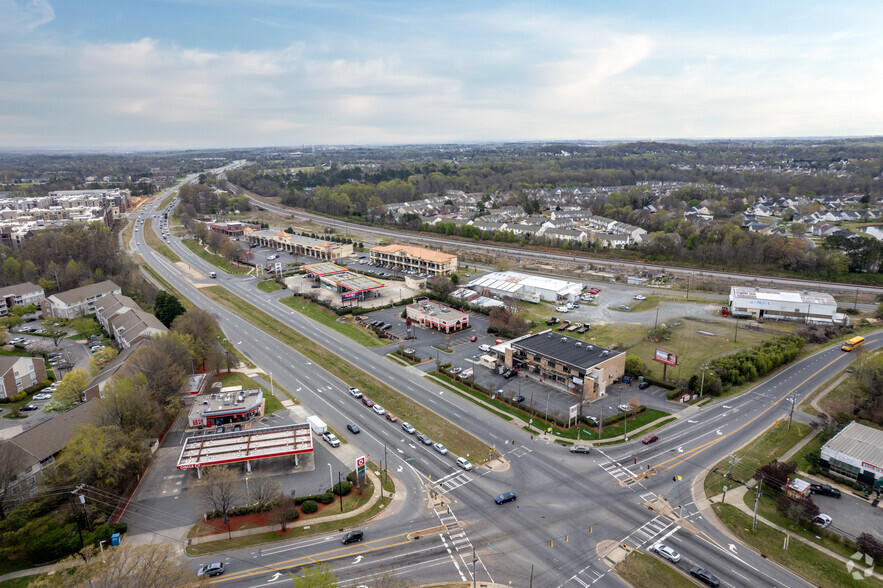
[123,174,877,586]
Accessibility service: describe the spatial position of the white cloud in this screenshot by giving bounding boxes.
[0,0,54,34]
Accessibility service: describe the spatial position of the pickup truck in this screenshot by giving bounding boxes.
[810,483,842,498]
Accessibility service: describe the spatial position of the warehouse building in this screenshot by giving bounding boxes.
[820,421,883,489]
[727,286,847,325]
[468,271,583,303]
[369,244,457,276]
[503,330,624,401]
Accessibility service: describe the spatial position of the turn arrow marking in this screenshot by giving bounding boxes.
[677,446,683,453]
[269,572,282,582]
[729,543,738,554]
[353,555,364,564]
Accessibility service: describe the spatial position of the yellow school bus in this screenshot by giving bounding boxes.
[841,336,865,352]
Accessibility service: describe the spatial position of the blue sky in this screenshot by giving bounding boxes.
[1,0,881,148]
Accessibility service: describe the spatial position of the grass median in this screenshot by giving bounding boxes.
[202,286,491,462]
[257,279,283,293]
[181,238,250,274]
[143,219,181,263]
[705,422,811,498]
[280,296,386,348]
[714,504,883,588]
[615,551,693,588]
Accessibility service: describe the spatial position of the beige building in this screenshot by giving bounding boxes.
[94,293,168,349]
[0,355,47,399]
[504,330,624,402]
[40,280,122,319]
[246,229,353,261]
[405,301,470,333]
[370,244,457,276]
[0,282,45,316]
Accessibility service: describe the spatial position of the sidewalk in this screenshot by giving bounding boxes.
[705,484,883,583]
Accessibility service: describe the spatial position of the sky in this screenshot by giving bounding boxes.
[1,0,882,149]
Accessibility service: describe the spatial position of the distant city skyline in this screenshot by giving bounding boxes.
[2,0,882,148]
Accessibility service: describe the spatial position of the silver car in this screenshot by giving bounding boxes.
[653,542,681,563]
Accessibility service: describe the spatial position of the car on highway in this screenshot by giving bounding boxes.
[689,566,720,587]
[385,412,397,422]
[196,562,225,577]
[361,397,374,407]
[433,443,448,455]
[416,433,432,445]
[642,434,659,445]
[372,404,386,416]
[347,423,360,434]
[341,529,364,544]
[652,543,681,563]
[618,404,632,412]
[322,432,340,447]
[810,483,841,498]
[570,445,591,454]
[495,492,517,505]
[402,422,416,434]
[813,513,832,527]
[456,457,473,471]
[349,387,363,398]
[638,381,651,390]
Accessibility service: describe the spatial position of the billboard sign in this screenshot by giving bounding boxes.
[654,348,678,366]
[341,290,360,301]
[569,404,579,420]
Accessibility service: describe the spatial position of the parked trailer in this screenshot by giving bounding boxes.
[306,415,327,435]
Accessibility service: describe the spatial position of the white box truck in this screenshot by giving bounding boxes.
[307,415,327,435]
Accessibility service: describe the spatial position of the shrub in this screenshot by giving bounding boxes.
[317,492,335,505]
[666,388,683,400]
[333,481,352,496]
[25,525,76,564]
[602,405,646,427]
[301,500,319,514]
[858,533,883,560]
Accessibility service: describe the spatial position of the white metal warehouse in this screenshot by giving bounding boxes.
[468,271,583,303]
[727,286,847,325]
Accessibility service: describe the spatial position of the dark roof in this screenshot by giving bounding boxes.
[6,400,100,463]
[513,331,622,372]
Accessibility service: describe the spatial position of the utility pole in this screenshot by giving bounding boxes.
[753,481,762,531]
[472,546,478,588]
[734,317,738,343]
[599,403,604,437]
[529,564,534,588]
[699,368,706,398]
[787,395,795,432]
[338,472,344,513]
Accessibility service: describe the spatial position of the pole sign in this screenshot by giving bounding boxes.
[654,348,678,366]
[569,404,579,420]
[356,456,366,483]
[274,262,282,273]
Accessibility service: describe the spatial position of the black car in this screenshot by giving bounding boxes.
[512,395,525,403]
[495,492,517,505]
[347,423,360,434]
[20,404,39,412]
[342,530,363,544]
[503,369,516,379]
[638,381,651,389]
[689,566,720,587]
[810,483,842,498]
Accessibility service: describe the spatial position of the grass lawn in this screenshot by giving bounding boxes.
[628,296,663,312]
[218,372,287,412]
[120,218,135,245]
[279,296,386,348]
[742,492,859,559]
[705,422,811,497]
[181,238,250,275]
[202,287,490,462]
[257,279,282,293]
[630,318,777,384]
[615,551,693,588]
[816,373,866,419]
[143,219,181,263]
[715,504,883,588]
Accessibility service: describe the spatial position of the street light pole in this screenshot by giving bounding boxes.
[328,463,333,492]
[270,372,274,397]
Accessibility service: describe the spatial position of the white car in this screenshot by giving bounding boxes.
[556,306,569,313]
[402,422,416,434]
[478,344,491,352]
[618,404,632,412]
[813,514,832,528]
[322,432,340,447]
[349,387,363,399]
[33,393,53,401]
[372,404,386,416]
[456,457,473,470]
[634,295,647,300]
[433,443,448,455]
[652,543,681,563]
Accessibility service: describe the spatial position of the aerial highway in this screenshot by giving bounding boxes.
[121,177,874,586]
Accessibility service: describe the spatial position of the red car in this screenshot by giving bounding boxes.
[587,288,600,295]
[470,335,478,342]
[361,397,375,407]
[642,434,659,445]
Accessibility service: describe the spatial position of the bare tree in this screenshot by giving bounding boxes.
[248,476,281,509]
[199,466,242,516]
[0,442,28,519]
[28,544,204,587]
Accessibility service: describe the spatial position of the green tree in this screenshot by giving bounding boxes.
[624,355,644,375]
[153,291,186,328]
[48,425,148,493]
[42,319,69,346]
[291,562,338,588]
[54,368,92,406]
[94,373,164,435]
[2,258,21,284]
